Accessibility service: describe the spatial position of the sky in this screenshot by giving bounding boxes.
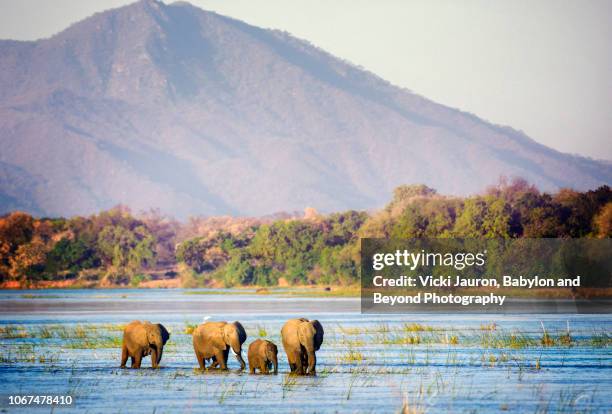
[0,0,610,160]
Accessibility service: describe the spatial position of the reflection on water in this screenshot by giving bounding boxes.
[0,289,611,413]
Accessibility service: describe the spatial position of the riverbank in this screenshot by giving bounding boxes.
[0,282,362,297]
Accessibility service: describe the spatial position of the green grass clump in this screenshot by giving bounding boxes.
[403,323,434,332]
[368,323,390,333]
[102,323,127,332]
[487,354,497,366]
[382,334,421,345]
[38,326,53,338]
[33,325,92,339]
[480,330,535,349]
[0,344,60,364]
[0,325,29,339]
[66,336,122,349]
[184,322,197,335]
[541,332,555,346]
[74,325,88,339]
[20,294,62,299]
[480,323,497,331]
[183,286,361,298]
[339,349,366,363]
[507,333,534,349]
[590,333,611,347]
[558,332,572,346]
[337,325,362,335]
[338,337,365,347]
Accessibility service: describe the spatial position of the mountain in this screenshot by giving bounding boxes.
[1,0,610,218]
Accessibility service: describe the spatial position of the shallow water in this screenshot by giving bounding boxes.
[0,289,610,413]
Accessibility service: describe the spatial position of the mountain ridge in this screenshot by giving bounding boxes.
[0,0,610,218]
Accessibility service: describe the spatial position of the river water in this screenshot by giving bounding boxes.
[0,289,610,413]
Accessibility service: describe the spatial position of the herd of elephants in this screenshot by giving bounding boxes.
[120,318,324,375]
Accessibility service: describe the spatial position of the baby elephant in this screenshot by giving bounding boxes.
[121,320,170,369]
[248,339,278,374]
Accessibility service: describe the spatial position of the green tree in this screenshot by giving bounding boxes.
[97,225,156,277]
[453,196,513,238]
[45,238,100,275]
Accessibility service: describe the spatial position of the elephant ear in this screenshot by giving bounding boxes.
[146,327,158,345]
[297,322,313,347]
[311,320,324,351]
[267,342,278,359]
[221,323,231,345]
[157,324,170,345]
[232,321,247,345]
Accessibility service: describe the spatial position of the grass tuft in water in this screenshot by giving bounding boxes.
[480,322,497,331]
[590,332,611,347]
[339,349,366,363]
[0,325,29,338]
[403,323,435,333]
[541,332,555,347]
[184,322,197,335]
[66,336,122,349]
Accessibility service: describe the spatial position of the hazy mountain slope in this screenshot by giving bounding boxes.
[0,0,610,218]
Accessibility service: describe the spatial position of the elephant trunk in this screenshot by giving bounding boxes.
[305,343,316,375]
[150,339,163,368]
[150,347,159,369]
[235,350,246,370]
[230,337,246,370]
[156,343,163,365]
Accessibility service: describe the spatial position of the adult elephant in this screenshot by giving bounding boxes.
[120,321,170,369]
[192,321,247,370]
[281,318,324,375]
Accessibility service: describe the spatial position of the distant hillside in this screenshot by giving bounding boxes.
[0,0,610,218]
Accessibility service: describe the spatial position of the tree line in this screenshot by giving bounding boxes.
[1,178,610,287]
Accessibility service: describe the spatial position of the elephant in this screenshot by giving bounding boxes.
[192,321,247,370]
[281,318,324,375]
[248,339,278,374]
[120,321,170,369]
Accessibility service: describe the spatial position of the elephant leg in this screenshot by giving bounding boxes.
[130,356,136,367]
[288,353,297,372]
[196,352,205,370]
[215,350,227,370]
[133,353,142,369]
[120,345,128,368]
[307,353,317,376]
[151,348,159,369]
[261,361,269,374]
[248,355,255,374]
[293,351,304,375]
[222,348,230,367]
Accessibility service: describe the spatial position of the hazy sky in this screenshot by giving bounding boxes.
[1,0,610,159]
